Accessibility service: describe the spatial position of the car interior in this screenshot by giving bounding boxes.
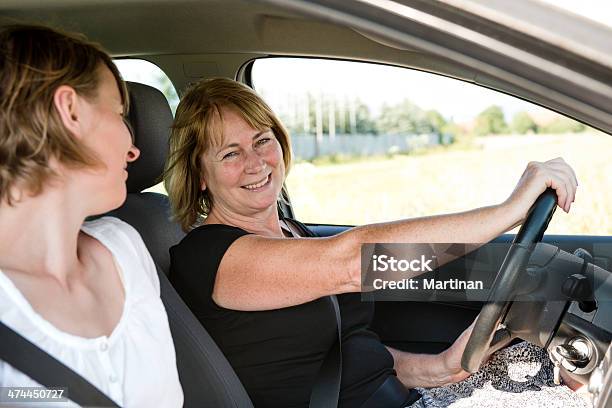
[109,81,252,407]
[1,0,612,407]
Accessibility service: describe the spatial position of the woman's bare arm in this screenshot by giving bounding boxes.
[212,234,359,310]
[213,158,578,310]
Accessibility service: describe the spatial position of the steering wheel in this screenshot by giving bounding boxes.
[461,188,558,373]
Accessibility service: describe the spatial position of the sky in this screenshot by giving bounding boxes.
[251,58,550,124]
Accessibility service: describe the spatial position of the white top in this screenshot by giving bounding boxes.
[0,217,184,408]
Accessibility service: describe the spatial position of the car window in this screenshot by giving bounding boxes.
[114,59,179,114]
[251,57,612,235]
[115,59,178,194]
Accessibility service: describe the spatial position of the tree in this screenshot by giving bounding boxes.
[425,110,447,135]
[473,105,507,136]
[292,95,377,135]
[354,100,377,134]
[511,111,537,134]
[540,117,586,134]
[441,121,464,141]
[377,99,430,135]
[150,71,179,113]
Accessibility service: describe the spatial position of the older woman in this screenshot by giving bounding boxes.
[0,25,183,407]
[165,78,578,407]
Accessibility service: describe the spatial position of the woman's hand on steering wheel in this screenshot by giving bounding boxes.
[505,158,579,223]
[461,159,578,374]
[441,319,495,385]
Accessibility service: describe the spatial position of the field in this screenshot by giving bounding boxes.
[285,132,612,235]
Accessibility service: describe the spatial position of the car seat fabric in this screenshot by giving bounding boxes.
[108,81,183,275]
[124,82,170,195]
[106,81,254,408]
[108,191,181,275]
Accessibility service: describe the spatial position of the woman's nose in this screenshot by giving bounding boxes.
[127,145,140,162]
[244,149,265,173]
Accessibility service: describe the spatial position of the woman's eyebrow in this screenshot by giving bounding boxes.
[215,130,270,154]
[253,129,271,138]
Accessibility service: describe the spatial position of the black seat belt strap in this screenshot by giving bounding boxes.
[0,321,119,407]
[309,294,342,408]
[282,217,343,408]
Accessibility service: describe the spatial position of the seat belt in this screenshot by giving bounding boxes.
[0,321,119,407]
[309,294,342,408]
[282,217,343,408]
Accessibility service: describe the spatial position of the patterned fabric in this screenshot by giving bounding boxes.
[408,342,591,408]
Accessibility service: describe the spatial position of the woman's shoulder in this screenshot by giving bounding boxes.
[82,215,140,242]
[189,223,250,236]
[169,223,253,274]
[82,216,160,292]
[175,223,251,248]
[82,216,150,256]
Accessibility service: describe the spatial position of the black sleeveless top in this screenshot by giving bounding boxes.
[169,220,395,407]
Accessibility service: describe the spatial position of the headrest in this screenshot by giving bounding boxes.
[125,82,173,193]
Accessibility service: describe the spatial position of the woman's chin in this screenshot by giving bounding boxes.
[93,188,128,216]
[239,185,281,209]
[254,202,278,212]
[246,196,278,212]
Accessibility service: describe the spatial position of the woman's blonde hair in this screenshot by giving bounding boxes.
[0,24,128,205]
[164,77,292,231]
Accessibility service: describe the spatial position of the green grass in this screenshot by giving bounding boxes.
[285,132,612,235]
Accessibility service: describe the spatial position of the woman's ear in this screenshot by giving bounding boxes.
[53,85,83,139]
[200,178,207,191]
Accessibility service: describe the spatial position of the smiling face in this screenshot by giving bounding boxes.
[200,106,285,218]
[76,65,140,213]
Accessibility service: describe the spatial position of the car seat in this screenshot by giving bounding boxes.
[106,81,254,408]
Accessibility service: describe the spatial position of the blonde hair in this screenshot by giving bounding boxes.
[0,24,128,205]
[164,77,292,231]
